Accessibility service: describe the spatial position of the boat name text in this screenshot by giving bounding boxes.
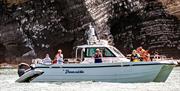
[63,69,84,74]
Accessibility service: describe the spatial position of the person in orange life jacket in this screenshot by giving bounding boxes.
[53,49,63,64]
[94,48,102,63]
[141,50,151,61]
[136,46,145,55]
[136,46,145,61]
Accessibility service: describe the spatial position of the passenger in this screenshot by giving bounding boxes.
[53,49,64,64]
[94,48,103,63]
[43,54,52,64]
[154,51,160,60]
[136,46,145,56]
[131,50,141,62]
[142,50,151,61]
[136,46,146,61]
[63,59,69,64]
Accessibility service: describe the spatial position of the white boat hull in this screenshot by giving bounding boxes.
[31,61,176,83]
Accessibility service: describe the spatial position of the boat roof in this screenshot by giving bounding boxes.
[77,44,110,48]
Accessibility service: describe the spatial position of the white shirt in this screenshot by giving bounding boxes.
[43,56,52,64]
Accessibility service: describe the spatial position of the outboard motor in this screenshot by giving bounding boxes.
[16,63,44,82]
[18,63,31,77]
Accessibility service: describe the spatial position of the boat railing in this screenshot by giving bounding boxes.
[126,54,176,62]
[151,55,174,61]
[32,58,43,64]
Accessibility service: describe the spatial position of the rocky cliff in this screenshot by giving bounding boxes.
[0,0,179,64]
[109,0,180,58]
[0,0,94,63]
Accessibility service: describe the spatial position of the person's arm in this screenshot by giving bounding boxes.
[61,54,63,59]
[93,53,97,58]
[100,53,103,58]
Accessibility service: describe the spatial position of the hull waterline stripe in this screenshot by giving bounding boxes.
[34,63,175,68]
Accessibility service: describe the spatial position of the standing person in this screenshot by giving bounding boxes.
[43,54,52,64]
[94,48,102,63]
[53,49,64,64]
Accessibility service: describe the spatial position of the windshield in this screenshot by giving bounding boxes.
[84,47,115,57]
[109,46,125,58]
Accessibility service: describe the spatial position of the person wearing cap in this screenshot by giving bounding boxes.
[53,49,64,64]
[94,48,103,63]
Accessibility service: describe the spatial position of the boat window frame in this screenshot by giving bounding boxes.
[109,46,125,58]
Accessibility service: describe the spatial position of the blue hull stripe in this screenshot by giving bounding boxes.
[35,63,175,68]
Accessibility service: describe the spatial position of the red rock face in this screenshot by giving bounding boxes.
[0,0,179,64]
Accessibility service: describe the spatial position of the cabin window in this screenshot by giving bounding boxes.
[103,48,115,57]
[84,47,115,57]
[85,48,97,57]
[109,46,125,57]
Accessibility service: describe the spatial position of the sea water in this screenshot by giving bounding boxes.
[0,67,180,91]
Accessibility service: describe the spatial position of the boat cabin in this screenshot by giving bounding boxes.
[75,40,130,64]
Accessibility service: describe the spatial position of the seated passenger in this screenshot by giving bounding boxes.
[153,51,160,60]
[131,50,141,62]
[43,54,52,64]
[136,46,145,57]
[63,59,69,64]
[94,48,102,63]
[142,50,151,61]
[53,49,64,64]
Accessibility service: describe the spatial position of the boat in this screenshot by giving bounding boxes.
[16,24,177,83]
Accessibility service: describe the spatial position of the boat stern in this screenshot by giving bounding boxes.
[16,69,44,83]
